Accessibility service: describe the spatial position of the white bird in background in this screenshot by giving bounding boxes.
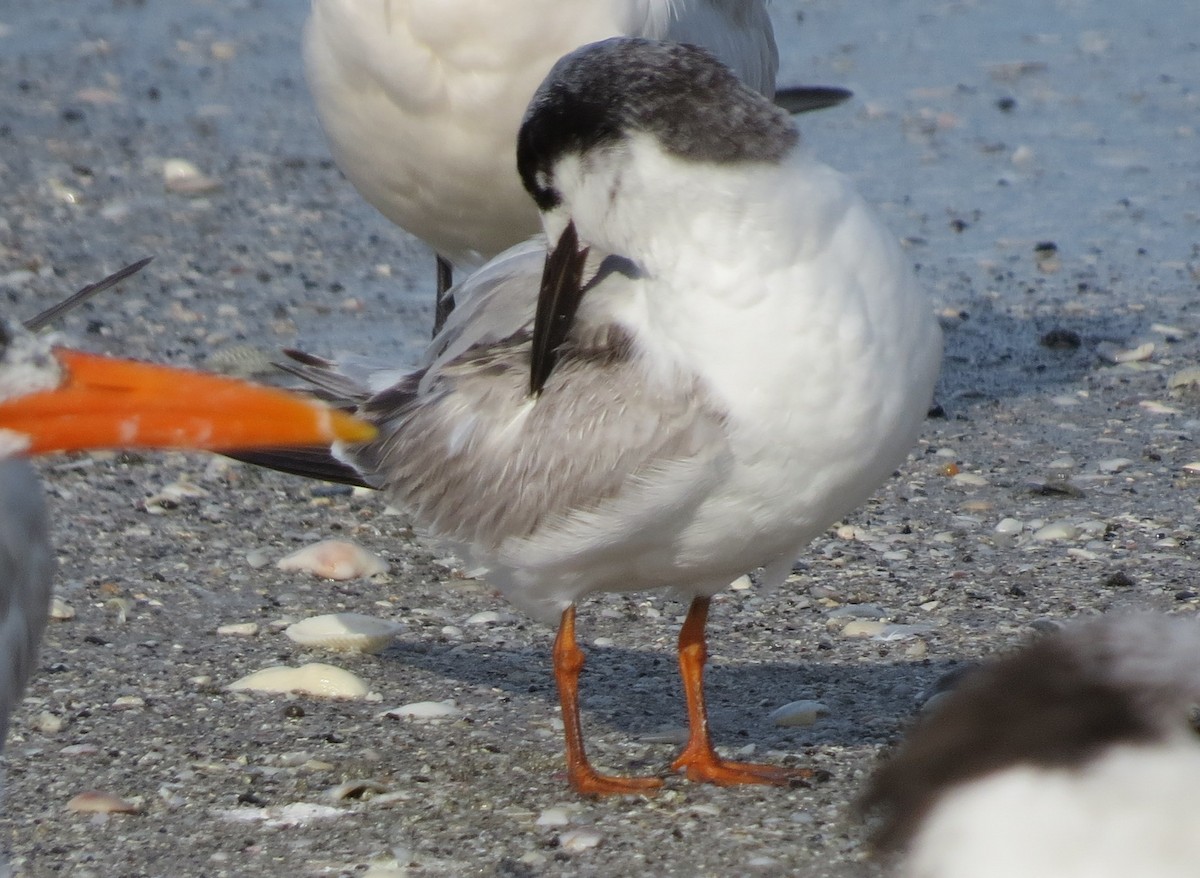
[861,614,1200,878]
[243,38,941,794]
[303,0,851,330]
[0,266,374,756]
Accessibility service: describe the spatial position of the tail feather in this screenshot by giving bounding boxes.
[226,446,373,488]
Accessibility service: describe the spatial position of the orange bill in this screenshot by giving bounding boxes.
[0,348,375,456]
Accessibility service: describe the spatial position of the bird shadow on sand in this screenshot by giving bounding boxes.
[378,635,958,751]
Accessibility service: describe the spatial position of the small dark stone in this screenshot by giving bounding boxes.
[1103,571,1135,588]
[283,704,305,719]
[1040,328,1082,349]
[1034,241,1058,254]
[1175,590,1197,601]
[996,96,1017,112]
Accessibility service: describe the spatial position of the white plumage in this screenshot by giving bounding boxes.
[273,39,941,793]
[303,0,783,274]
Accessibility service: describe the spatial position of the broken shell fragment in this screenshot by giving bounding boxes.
[285,613,403,654]
[228,663,370,699]
[162,158,222,195]
[277,540,388,581]
[66,790,139,814]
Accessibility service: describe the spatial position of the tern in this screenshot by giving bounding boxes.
[861,615,1200,878]
[303,0,852,330]
[245,38,941,794]
[0,273,374,756]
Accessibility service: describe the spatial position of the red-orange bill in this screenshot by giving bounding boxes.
[0,348,375,456]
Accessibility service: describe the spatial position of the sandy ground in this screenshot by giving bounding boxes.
[1,0,1199,875]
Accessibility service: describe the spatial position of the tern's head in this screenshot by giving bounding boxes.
[516,38,798,250]
[861,613,1200,854]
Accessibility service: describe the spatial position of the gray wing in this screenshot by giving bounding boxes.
[666,0,779,99]
[353,277,730,557]
[0,460,53,751]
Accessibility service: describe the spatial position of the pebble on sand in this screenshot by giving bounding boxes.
[227,663,370,699]
[285,613,403,654]
[277,539,389,581]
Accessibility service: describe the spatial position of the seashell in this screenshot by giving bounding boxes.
[217,622,259,637]
[228,663,370,699]
[285,613,403,654]
[558,829,603,852]
[536,807,572,827]
[380,699,461,720]
[66,790,139,814]
[841,619,888,638]
[49,597,75,621]
[162,158,222,195]
[277,540,388,581]
[768,700,830,727]
[325,779,389,801]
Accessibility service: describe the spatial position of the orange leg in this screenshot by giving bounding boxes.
[552,606,662,796]
[670,596,814,786]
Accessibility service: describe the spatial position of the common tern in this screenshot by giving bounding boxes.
[303,0,851,329]
[246,37,941,794]
[861,614,1200,878]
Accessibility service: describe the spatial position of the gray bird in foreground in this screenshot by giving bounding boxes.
[237,38,941,794]
[861,614,1200,878]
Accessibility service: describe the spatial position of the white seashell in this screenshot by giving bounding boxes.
[214,802,345,827]
[952,472,989,486]
[842,620,888,638]
[729,574,753,591]
[66,790,139,814]
[34,711,64,734]
[285,613,403,654]
[162,158,222,195]
[217,622,259,637]
[768,700,830,727]
[558,829,603,852]
[380,699,461,720]
[535,807,572,827]
[1097,458,1133,474]
[277,540,388,581]
[1168,367,1200,392]
[994,517,1024,535]
[227,663,370,699]
[49,597,75,621]
[325,779,388,801]
[1032,521,1080,542]
[1139,400,1180,416]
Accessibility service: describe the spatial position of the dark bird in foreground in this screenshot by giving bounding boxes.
[861,614,1200,878]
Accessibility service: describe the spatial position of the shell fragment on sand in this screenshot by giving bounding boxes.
[285,613,403,654]
[276,539,388,580]
[227,663,370,699]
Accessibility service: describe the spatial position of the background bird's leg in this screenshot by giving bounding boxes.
[552,606,662,796]
[433,255,455,337]
[671,596,814,785]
